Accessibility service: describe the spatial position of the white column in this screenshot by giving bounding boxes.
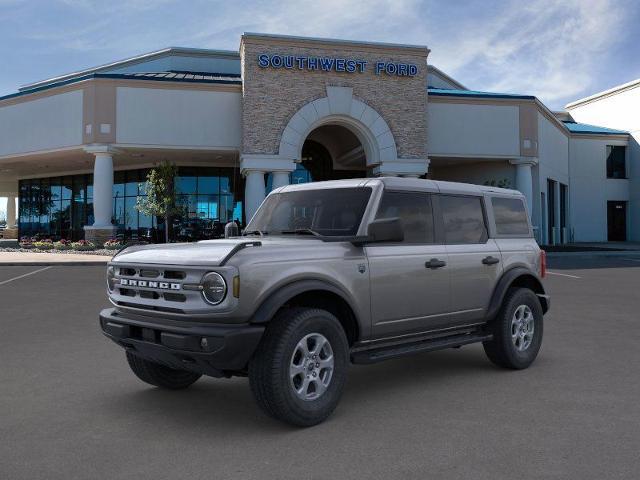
[510,158,537,217]
[92,152,115,227]
[271,171,290,190]
[554,181,562,244]
[6,195,17,228]
[244,170,266,223]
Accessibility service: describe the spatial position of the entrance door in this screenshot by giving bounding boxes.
[366,191,450,338]
[607,201,627,241]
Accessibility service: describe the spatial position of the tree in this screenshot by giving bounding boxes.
[136,161,182,243]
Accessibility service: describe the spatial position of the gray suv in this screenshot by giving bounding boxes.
[100,178,549,426]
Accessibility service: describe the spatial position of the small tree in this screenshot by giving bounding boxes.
[136,161,181,243]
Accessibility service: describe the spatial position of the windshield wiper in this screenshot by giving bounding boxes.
[279,228,323,238]
[243,230,267,237]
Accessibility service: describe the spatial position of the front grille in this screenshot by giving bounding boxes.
[112,265,198,311]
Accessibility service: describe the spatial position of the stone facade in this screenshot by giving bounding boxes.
[240,34,429,162]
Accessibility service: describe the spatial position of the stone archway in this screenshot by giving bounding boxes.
[278,86,398,168]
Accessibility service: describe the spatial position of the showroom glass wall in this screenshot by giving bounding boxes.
[18,166,244,242]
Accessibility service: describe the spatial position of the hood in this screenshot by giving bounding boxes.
[111,237,323,266]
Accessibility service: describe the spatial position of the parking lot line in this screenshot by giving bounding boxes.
[546,271,581,279]
[0,266,52,286]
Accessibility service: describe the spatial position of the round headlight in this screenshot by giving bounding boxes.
[201,272,227,305]
[107,266,116,292]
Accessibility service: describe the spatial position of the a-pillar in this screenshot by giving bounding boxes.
[510,158,538,217]
[83,145,118,245]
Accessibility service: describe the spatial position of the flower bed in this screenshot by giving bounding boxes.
[103,238,126,250]
[71,240,96,251]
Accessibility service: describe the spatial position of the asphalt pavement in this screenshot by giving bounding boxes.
[1,258,639,479]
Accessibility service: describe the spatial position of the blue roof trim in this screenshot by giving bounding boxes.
[562,121,628,135]
[428,87,535,100]
[0,72,242,102]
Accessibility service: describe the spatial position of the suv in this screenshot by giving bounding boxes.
[100,178,549,426]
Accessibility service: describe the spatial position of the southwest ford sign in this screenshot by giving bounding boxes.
[257,54,418,77]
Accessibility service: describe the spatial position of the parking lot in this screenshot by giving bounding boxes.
[1,257,639,479]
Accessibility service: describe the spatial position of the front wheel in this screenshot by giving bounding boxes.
[126,351,202,389]
[483,287,544,369]
[249,308,349,427]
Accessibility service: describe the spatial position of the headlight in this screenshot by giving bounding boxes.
[201,272,227,305]
[107,266,116,292]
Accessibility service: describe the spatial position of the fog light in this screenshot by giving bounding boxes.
[200,338,209,349]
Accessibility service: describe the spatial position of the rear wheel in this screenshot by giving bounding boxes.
[483,287,543,369]
[249,307,349,427]
[126,351,201,389]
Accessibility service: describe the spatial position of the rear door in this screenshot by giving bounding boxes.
[437,194,502,326]
[366,190,451,338]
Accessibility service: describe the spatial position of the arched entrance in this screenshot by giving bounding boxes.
[297,124,368,182]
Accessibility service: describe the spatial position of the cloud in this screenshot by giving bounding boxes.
[1,0,637,109]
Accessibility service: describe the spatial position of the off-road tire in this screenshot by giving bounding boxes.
[126,351,202,389]
[483,287,544,369]
[249,307,349,427]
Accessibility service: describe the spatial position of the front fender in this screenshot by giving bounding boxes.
[248,279,359,325]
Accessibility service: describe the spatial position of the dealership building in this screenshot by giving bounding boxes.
[0,33,637,244]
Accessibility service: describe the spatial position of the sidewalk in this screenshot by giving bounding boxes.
[0,251,112,266]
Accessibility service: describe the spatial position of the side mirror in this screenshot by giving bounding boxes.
[366,217,404,243]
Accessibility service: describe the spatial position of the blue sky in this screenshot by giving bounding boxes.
[1,0,639,109]
[1,0,640,215]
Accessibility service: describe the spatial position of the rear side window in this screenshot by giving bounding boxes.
[492,197,530,235]
[440,195,487,244]
[375,191,434,243]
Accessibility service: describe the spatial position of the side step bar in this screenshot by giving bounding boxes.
[350,332,492,365]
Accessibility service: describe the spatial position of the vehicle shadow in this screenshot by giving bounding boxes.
[100,346,501,433]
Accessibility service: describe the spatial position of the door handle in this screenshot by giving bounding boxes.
[425,258,447,269]
[482,256,500,265]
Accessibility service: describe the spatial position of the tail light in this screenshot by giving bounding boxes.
[540,250,547,278]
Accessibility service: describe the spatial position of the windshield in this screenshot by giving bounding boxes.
[246,187,372,237]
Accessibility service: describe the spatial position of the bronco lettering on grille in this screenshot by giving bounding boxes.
[119,279,181,290]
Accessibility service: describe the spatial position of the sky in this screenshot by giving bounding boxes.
[1,0,640,215]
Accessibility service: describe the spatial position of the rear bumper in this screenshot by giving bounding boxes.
[99,308,264,377]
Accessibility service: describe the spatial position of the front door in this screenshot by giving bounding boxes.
[366,191,450,338]
[608,201,627,241]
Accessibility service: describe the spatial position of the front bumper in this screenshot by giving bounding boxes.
[99,308,264,377]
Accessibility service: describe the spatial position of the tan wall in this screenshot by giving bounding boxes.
[240,36,429,159]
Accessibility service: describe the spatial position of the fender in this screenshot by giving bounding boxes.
[485,267,549,322]
[249,279,360,325]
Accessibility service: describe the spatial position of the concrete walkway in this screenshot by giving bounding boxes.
[0,251,112,265]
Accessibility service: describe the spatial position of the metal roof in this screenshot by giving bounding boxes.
[562,121,628,135]
[0,71,242,103]
[428,87,535,100]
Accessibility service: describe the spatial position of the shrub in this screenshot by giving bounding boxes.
[71,240,96,251]
[103,238,126,250]
[54,239,73,250]
[33,239,54,250]
[19,236,34,249]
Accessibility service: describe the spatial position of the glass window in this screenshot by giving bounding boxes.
[375,191,434,243]
[440,195,487,244]
[606,146,626,179]
[113,171,125,199]
[492,197,530,235]
[247,187,371,237]
[199,175,219,195]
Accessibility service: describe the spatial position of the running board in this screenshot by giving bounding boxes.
[350,332,493,365]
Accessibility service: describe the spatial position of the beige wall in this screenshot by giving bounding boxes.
[115,86,242,148]
[240,35,429,160]
[427,102,520,157]
[0,90,83,157]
